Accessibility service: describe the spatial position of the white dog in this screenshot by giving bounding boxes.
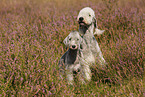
[77,7,106,67]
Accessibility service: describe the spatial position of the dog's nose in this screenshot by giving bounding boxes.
[72,45,76,49]
[79,17,84,21]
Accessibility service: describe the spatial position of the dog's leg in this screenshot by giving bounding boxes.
[78,75,85,84]
[97,51,107,67]
[82,65,91,82]
[66,70,74,85]
[78,68,86,84]
[92,40,106,67]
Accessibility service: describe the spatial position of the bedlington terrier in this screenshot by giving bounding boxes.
[59,31,92,85]
[77,7,107,67]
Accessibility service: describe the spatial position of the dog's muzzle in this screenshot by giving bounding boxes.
[78,17,88,28]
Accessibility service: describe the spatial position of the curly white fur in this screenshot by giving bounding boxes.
[77,7,106,67]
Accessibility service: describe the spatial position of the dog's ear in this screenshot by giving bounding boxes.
[79,36,83,49]
[93,17,105,35]
[63,36,69,48]
[80,44,83,49]
[93,17,97,28]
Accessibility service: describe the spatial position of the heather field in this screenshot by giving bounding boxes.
[0,0,144,96]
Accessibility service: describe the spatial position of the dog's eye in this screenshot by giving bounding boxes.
[77,39,79,41]
[89,14,91,17]
[69,38,71,40]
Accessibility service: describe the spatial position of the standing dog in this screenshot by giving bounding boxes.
[77,7,106,66]
[59,31,92,85]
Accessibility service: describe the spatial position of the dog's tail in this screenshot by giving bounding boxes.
[94,17,105,35]
[94,28,105,35]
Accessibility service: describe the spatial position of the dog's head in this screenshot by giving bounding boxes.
[63,31,83,50]
[77,7,105,35]
[77,7,95,28]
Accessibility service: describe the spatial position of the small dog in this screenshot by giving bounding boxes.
[58,31,91,85]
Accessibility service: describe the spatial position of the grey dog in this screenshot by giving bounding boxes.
[58,31,92,85]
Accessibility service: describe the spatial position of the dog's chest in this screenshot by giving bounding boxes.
[81,34,96,64]
[66,50,81,70]
[67,52,80,65]
[67,59,81,71]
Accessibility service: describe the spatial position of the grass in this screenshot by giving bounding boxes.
[0,0,144,96]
